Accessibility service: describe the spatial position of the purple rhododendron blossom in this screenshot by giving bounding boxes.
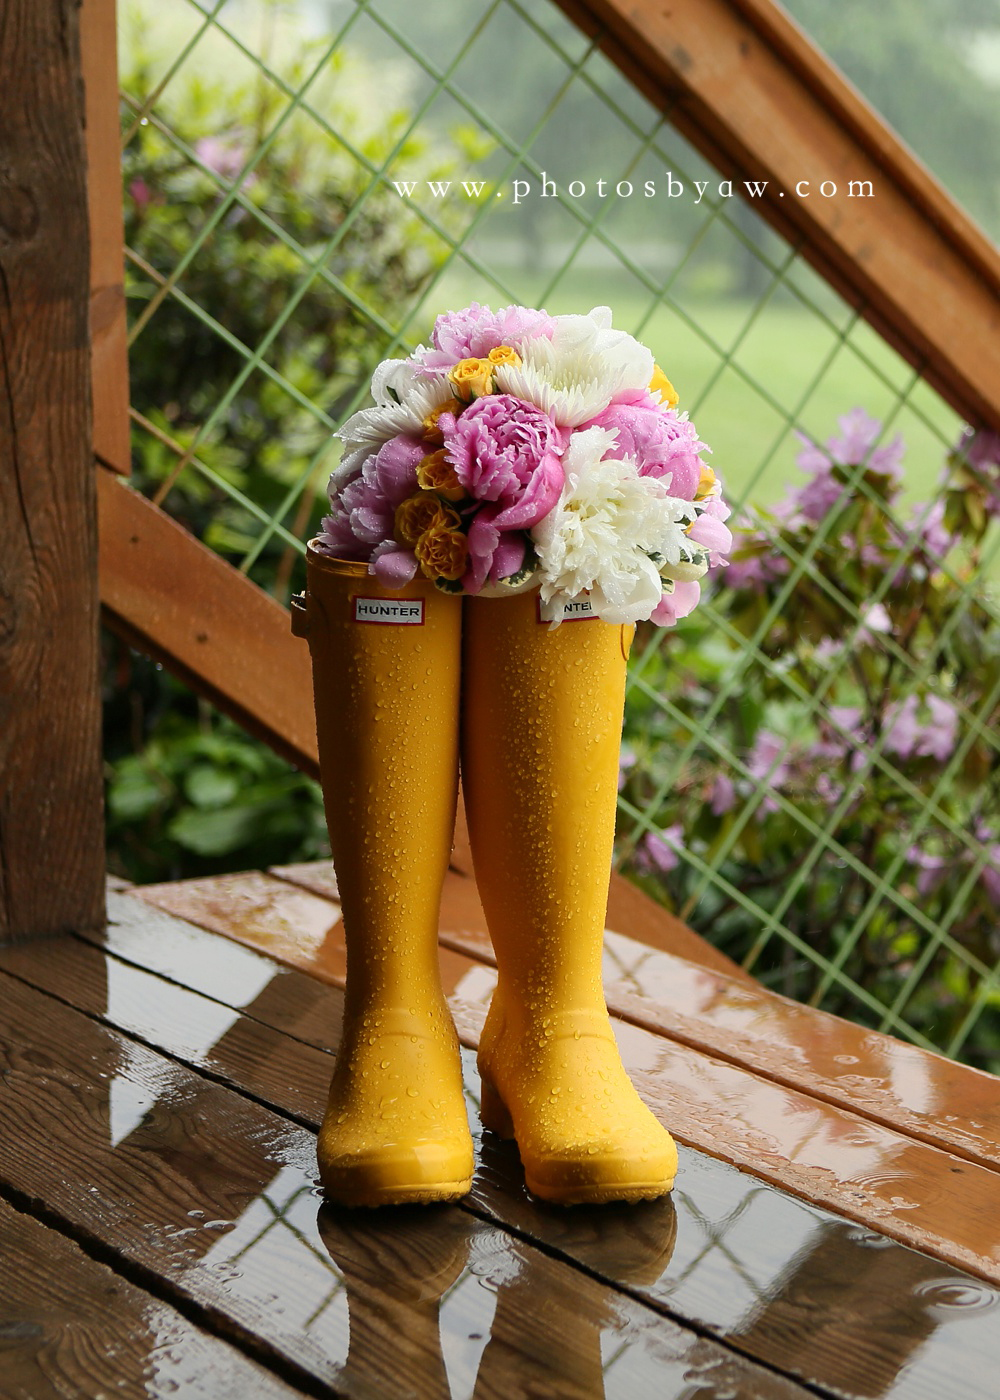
[910,499,955,561]
[858,602,892,645]
[961,428,1000,472]
[587,396,708,498]
[725,552,790,591]
[815,773,843,807]
[638,824,684,874]
[711,772,736,815]
[418,302,555,372]
[790,410,904,523]
[906,846,950,895]
[618,744,637,792]
[746,730,789,814]
[195,134,252,183]
[883,694,958,763]
[827,408,905,478]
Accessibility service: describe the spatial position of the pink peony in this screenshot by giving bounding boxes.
[650,579,701,627]
[443,395,565,506]
[418,302,555,372]
[316,434,424,559]
[586,394,709,498]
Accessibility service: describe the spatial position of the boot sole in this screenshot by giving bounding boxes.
[321,1176,474,1209]
[525,1175,676,1207]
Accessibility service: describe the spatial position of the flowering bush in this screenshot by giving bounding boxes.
[621,411,1000,1070]
[317,303,732,624]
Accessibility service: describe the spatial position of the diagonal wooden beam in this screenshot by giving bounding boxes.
[552,0,1000,432]
[97,465,318,771]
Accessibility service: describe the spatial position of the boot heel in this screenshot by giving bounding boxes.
[479,1076,515,1139]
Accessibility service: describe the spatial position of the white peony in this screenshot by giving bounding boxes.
[531,427,700,625]
[494,306,654,426]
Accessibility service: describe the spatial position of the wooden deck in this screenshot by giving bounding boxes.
[2,864,999,1399]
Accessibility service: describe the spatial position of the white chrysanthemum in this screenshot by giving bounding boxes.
[329,360,455,494]
[532,427,699,625]
[494,306,654,426]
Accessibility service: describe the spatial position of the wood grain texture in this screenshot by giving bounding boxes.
[0,1199,303,1400]
[81,0,130,475]
[552,0,1000,431]
[9,903,1000,1400]
[0,969,815,1400]
[125,876,1000,1286]
[97,466,318,770]
[0,0,105,942]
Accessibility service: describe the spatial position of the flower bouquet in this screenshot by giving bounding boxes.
[317,302,732,623]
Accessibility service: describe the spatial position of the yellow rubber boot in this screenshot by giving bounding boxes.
[462,592,677,1205]
[296,548,473,1206]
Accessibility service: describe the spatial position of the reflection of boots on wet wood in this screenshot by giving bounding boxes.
[296,549,473,1206]
[462,593,677,1205]
[318,1203,472,1398]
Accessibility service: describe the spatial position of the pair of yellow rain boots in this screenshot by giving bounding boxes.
[296,546,677,1208]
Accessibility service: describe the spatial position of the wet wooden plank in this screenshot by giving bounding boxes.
[442,926,1000,1174]
[143,869,1000,1174]
[119,882,1000,1285]
[0,973,813,1400]
[8,913,1000,1400]
[0,1199,302,1400]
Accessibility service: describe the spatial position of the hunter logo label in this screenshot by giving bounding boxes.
[354,597,425,625]
[537,596,598,623]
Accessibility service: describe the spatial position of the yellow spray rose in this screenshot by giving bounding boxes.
[415,522,469,581]
[649,364,679,408]
[448,357,494,400]
[416,449,465,502]
[695,464,719,501]
[487,344,522,369]
[394,493,459,547]
[422,397,464,446]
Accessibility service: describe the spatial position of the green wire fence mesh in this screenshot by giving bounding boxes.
[118,0,1000,1070]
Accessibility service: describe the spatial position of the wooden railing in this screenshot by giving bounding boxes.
[4,0,998,940]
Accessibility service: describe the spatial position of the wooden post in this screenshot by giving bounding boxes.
[0,0,105,941]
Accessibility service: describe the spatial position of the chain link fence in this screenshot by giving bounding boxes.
[117,0,1000,1070]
